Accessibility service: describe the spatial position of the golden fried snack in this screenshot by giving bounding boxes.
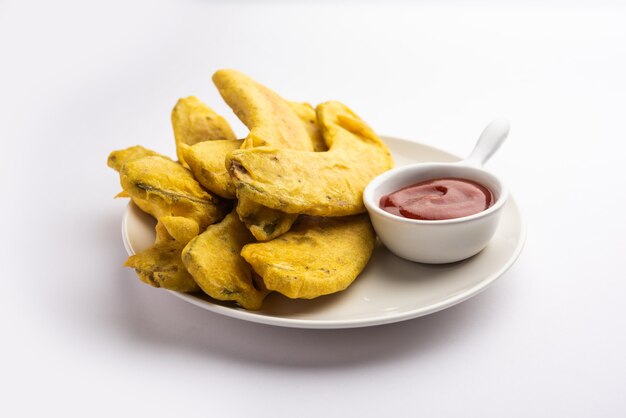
[182,210,269,310]
[229,101,394,217]
[213,69,313,150]
[236,198,298,241]
[120,155,228,230]
[172,96,237,165]
[158,215,200,243]
[107,145,161,172]
[289,102,327,152]
[234,192,298,242]
[125,216,200,292]
[179,139,242,199]
[213,69,314,241]
[241,214,375,299]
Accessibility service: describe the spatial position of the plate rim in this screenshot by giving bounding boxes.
[121,136,527,329]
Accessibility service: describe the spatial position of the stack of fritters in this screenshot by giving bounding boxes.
[108,69,394,310]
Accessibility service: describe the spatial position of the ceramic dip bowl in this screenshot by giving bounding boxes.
[363,119,510,264]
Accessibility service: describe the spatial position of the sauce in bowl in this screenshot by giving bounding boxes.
[379,178,494,221]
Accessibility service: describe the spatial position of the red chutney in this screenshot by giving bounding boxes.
[380,178,494,221]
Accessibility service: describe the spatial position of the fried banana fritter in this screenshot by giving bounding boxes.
[241,214,375,299]
[213,69,313,151]
[158,215,200,244]
[120,155,228,230]
[213,69,314,241]
[235,198,298,242]
[107,145,161,172]
[172,96,237,165]
[180,139,242,199]
[109,147,228,291]
[124,216,200,292]
[229,101,394,217]
[182,211,269,310]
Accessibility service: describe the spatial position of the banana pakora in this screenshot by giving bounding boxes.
[235,198,298,241]
[241,214,375,299]
[214,69,314,241]
[125,216,200,292]
[213,69,313,151]
[107,145,161,173]
[229,101,394,217]
[172,96,237,165]
[110,149,229,291]
[120,155,228,231]
[182,211,269,310]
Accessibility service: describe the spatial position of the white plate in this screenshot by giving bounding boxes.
[122,137,526,329]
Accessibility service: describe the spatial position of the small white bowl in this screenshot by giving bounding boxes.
[363,118,510,264]
[364,163,508,263]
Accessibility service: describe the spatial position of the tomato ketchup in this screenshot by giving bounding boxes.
[380,178,494,221]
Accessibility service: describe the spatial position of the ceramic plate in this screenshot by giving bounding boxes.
[122,137,526,329]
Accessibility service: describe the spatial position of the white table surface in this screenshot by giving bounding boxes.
[1,1,625,416]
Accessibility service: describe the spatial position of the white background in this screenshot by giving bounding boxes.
[1,0,625,416]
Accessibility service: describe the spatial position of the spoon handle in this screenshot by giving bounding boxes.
[464,118,510,167]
